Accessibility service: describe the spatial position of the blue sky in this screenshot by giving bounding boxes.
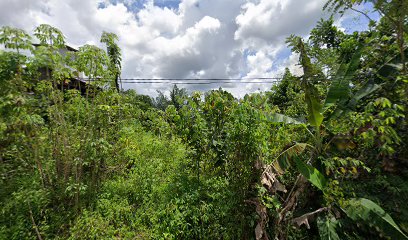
[340,2,380,33]
[154,0,181,9]
[100,0,182,12]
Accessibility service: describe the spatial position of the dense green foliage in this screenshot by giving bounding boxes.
[1,1,407,239]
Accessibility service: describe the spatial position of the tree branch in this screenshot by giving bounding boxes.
[350,7,374,22]
[292,207,329,229]
[28,203,43,240]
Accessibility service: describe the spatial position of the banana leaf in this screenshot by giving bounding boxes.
[343,198,408,239]
[324,45,363,111]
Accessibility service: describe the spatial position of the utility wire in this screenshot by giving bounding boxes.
[80,75,360,84]
[82,77,286,81]
[119,81,282,84]
[117,77,285,81]
[80,77,286,84]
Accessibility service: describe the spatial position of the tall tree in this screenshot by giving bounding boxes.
[0,26,33,54]
[0,26,32,75]
[324,0,408,73]
[170,84,188,110]
[34,24,65,47]
[100,32,122,91]
[33,24,67,84]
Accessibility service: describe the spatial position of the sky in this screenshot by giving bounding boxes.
[0,0,378,97]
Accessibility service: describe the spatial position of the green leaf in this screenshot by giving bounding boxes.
[317,216,340,240]
[377,46,408,78]
[329,82,381,119]
[306,95,323,127]
[266,113,303,124]
[348,82,381,109]
[294,158,327,191]
[296,38,323,127]
[324,45,363,110]
[343,198,408,239]
[273,143,308,174]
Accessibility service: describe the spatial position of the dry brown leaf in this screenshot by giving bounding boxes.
[246,199,269,240]
[261,168,287,194]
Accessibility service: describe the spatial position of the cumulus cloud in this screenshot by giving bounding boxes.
[0,0,373,97]
[235,0,327,46]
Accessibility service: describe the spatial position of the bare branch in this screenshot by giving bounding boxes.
[292,207,329,229]
[350,7,374,22]
[28,203,43,240]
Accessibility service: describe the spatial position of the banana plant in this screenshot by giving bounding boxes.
[261,38,407,240]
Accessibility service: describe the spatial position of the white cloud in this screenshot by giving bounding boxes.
[235,0,327,46]
[0,0,372,98]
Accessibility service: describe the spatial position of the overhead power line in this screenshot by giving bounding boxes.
[81,77,288,84]
[119,81,282,84]
[82,77,286,81]
[80,75,360,85]
[118,77,285,81]
[86,81,284,85]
